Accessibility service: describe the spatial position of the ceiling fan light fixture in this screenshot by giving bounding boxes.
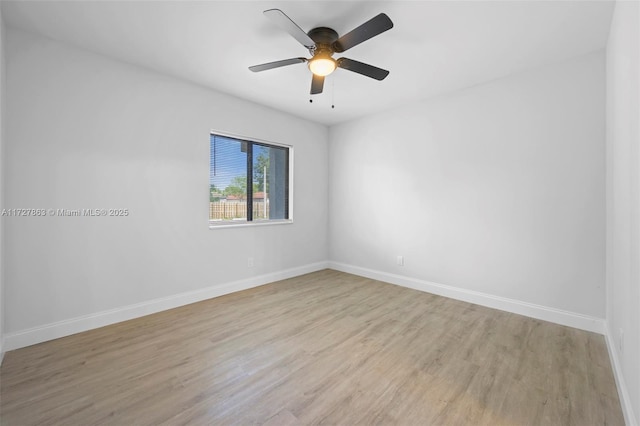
[308,57,336,77]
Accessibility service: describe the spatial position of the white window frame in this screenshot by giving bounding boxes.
[209,130,294,229]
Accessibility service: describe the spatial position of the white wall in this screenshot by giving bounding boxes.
[329,51,606,321]
[0,3,6,363]
[4,28,329,345]
[606,1,640,424]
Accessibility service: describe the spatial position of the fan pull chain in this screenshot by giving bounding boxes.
[307,78,336,108]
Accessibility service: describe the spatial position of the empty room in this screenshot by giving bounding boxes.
[0,0,638,424]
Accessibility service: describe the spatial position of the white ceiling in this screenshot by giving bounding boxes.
[2,0,615,126]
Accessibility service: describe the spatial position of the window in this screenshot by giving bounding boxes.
[209,132,291,226]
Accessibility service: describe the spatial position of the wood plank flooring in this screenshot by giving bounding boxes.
[0,269,624,425]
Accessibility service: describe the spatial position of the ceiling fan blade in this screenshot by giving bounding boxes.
[333,13,393,53]
[249,58,307,72]
[336,58,389,80]
[264,9,316,50]
[310,74,324,94]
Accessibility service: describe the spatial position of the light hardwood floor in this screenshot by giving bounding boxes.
[0,269,624,425]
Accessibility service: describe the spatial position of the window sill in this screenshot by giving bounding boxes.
[208,219,293,229]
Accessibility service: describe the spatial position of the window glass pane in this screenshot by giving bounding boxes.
[252,144,288,221]
[210,135,248,221]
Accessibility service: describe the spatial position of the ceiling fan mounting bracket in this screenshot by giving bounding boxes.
[307,27,339,45]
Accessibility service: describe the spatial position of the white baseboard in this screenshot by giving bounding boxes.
[3,260,607,349]
[4,261,329,352]
[328,262,606,335]
[604,324,638,426]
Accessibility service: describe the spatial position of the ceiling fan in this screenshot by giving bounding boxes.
[249,9,393,95]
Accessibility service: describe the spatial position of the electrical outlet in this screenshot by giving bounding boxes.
[619,328,624,353]
[248,257,254,268]
[396,255,404,266]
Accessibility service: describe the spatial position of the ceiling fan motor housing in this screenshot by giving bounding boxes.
[307,27,339,56]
